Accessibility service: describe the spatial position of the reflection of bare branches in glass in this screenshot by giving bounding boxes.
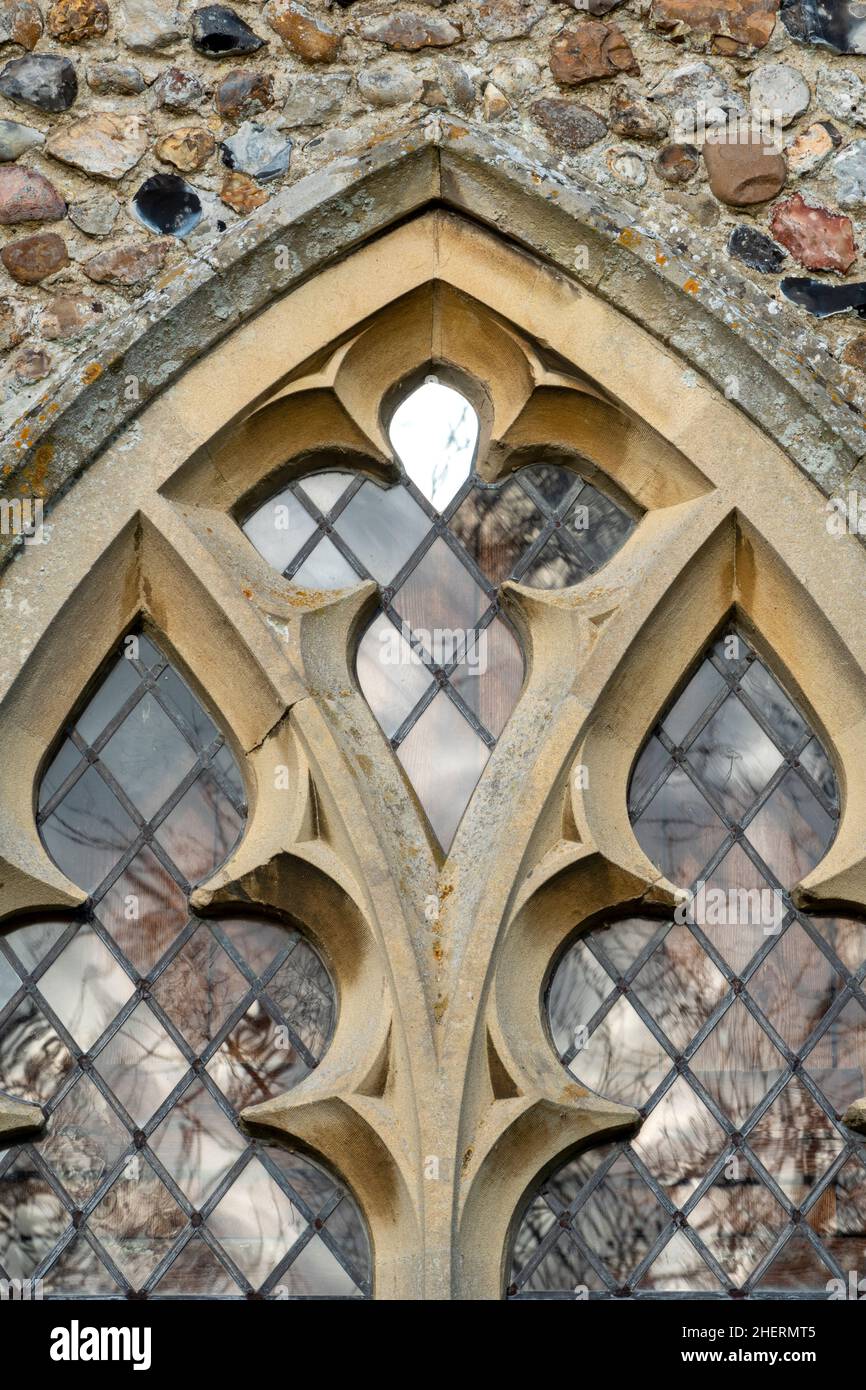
[0,636,370,1298]
[0,999,71,1105]
[518,632,866,1297]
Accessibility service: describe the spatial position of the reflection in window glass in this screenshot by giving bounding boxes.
[242,386,638,849]
[510,627,866,1299]
[0,632,371,1299]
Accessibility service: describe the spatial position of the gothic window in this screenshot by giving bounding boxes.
[0,632,371,1299]
[4,197,866,1306]
[242,379,637,849]
[508,627,866,1298]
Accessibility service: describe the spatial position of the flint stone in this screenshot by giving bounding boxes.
[10,346,51,381]
[770,192,856,272]
[703,131,787,204]
[654,142,699,182]
[215,68,274,118]
[550,23,638,86]
[0,0,42,49]
[156,126,215,172]
[40,292,104,339]
[361,12,462,51]
[476,1,545,42]
[483,82,509,120]
[0,118,44,161]
[532,97,607,152]
[1,230,68,283]
[0,54,78,112]
[0,295,22,350]
[133,172,202,236]
[833,140,866,208]
[786,120,841,176]
[749,63,810,126]
[0,165,65,222]
[220,169,268,213]
[842,336,866,371]
[282,72,351,125]
[84,237,168,284]
[650,61,745,141]
[221,119,291,180]
[47,0,110,44]
[119,0,182,52]
[781,276,866,316]
[265,1,341,62]
[68,191,119,235]
[87,62,145,95]
[781,0,866,55]
[421,60,475,113]
[491,56,540,97]
[728,223,787,271]
[817,67,866,126]
[47,112,149,180]
[358,62,423,108]
[155,67,204,110]
[191,5,266,58]
[605,145,646,187]
[609,82,668,139]
[649,0,779,52]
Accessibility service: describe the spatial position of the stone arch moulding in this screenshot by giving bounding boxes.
[4,115,866,565]
[2,119,866,1301]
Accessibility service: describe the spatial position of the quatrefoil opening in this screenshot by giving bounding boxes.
[242,382,639,849]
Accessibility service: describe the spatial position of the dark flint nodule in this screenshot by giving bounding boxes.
[0,55,78,113]
[781,0,866,54]
[728,225,787,274]
[191,5,265,57]
[134,173,202,237]
[781,276,866,317]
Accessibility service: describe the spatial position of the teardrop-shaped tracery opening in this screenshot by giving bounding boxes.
[507,626,866,1300]
[0,630,371,1299]
[388,379,478,512]
[629,624,839,894]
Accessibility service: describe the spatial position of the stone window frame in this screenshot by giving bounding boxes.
[2,157,866,1297]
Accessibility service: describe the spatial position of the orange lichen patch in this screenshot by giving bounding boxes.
[32,445,54,478]
[655,251,668,266]
[156,266,189,290]
[242,587,253,598]
[432,939,443,961]
[82,362,103,384]
[562,1081,589,1100]
[683,277,700,294]
[618,227,641,248]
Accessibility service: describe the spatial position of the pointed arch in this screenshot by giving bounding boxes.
[1,119,866,1300]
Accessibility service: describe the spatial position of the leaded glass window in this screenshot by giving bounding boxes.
[509,626,866,1298]
[242,380,638,848]
[0,631,371,1299]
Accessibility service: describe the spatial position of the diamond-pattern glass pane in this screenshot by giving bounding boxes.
[512,627,865,1301]
[242,390,639,851]
[0,631,369,1300]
